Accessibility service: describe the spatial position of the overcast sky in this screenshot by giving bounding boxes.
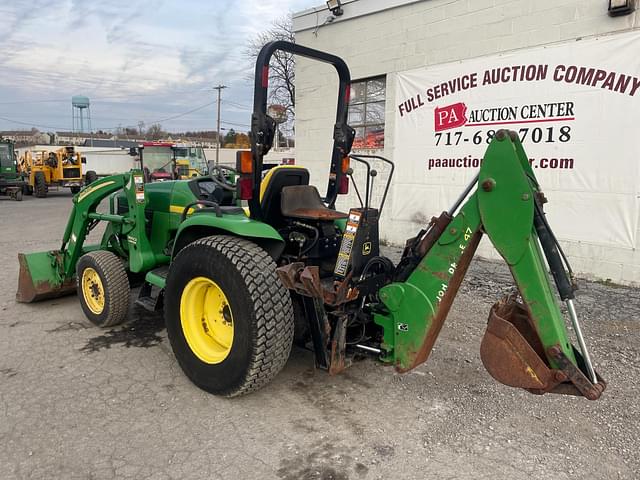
[0,0,317,134]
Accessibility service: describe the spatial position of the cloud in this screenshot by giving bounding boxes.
[0,0,316,132]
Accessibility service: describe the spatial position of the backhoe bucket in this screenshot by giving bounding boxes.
[480,299,558,392]
[480,297,605,399]
[16,251,75,303]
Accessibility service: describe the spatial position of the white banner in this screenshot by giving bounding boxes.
[392,31,640,250]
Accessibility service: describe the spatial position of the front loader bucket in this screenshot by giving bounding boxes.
[16,251,75,303]
[480,297,605,399]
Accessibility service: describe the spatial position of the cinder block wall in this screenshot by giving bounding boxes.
[293,0,640,285]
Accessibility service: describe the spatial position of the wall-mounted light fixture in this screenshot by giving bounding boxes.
[326,0,344,17]
[608,0,635,16]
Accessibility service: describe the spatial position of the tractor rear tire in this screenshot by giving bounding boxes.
[76,250,130,328]
[164,235,294,397]
[85,170,98,185]
[34,171,47,198]
[70,186,81,194]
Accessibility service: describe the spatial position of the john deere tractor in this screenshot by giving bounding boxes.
[0,138,25,201]
[17,42,605,400]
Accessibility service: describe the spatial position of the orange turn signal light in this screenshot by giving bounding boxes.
[236,150,253,174]
[341,156,350,174]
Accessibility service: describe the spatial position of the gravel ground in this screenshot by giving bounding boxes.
[0,192,638,480]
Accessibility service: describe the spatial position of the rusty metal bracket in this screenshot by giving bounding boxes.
[329,315,348,375]
[547,345,606,401]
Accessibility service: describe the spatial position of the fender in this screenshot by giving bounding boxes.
[172,212,285,259]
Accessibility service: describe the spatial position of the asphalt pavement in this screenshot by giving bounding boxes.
[1,192,638,479]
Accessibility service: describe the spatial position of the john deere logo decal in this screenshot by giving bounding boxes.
[362,242,372,255]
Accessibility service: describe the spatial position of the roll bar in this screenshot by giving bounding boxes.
[248,41,355,219]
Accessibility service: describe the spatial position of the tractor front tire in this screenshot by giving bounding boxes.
[85,170,98,185]
[164,236,294,397]
[34,171,47,198]
[76,250,130,328]
[70,186,81,194]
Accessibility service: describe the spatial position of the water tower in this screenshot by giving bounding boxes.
[71,95,92,133]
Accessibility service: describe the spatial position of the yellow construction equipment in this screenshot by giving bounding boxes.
[19,146,98,197]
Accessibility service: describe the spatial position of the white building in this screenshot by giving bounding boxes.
[292,0,640,285]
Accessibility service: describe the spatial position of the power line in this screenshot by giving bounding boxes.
[221,120,250,128]
[223,100,252,110]
[149,101,217,124]
[0,88,212,105]
[0,115,68,130]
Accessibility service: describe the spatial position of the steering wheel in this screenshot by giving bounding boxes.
[209,164,237,191]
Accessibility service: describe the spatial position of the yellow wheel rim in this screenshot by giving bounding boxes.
[82,267,105,315]
[180,277,234,364]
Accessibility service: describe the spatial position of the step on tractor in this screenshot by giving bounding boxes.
[0,139,25,201]
[17,41,605,400]
[20,145,98,197]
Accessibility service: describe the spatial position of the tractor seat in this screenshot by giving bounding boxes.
[260,166,310,226]
[281,185,348,221]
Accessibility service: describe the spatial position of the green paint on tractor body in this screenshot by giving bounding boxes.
[15,38,604,401]
[16,173,283,302]
[374,133,575,371]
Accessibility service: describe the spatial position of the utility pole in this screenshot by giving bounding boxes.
[213,84,227,166]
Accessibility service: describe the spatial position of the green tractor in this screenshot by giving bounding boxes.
[17,42,605,400]
[0,138,25,201]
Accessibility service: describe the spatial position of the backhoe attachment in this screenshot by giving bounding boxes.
[375,130,605,400]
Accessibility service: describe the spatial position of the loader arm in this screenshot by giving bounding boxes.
[375,130,605,400]
[16,171,153,302]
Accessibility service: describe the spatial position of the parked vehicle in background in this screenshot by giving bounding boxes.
[0,138,25,201]
[140,142,208,181]
[173,143,208,178]
[19,145,98,197]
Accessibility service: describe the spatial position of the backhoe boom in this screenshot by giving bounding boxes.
[375,130,604,400]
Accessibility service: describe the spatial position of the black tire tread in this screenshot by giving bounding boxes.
[174,235,294,396]
[77,250,130,327]
[85,170,98,185]
[34,171,47,198]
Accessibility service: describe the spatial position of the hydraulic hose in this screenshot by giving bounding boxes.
[533,200,574,301]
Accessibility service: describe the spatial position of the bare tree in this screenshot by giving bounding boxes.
[146,123,165,140]
[245,15,295,136]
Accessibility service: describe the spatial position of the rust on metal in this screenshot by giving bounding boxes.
[276,262,305,293]
[331,273,359,305]
[16,253,75,303]
[547,346,606,400]
[276,263,358,306]
[479,297,607,399]
[480,298,559,391]
[300,266,324,298]
[414,213,453,258]
[328,315,348,375]
[481,178,496,192]
[286,208,348,221]
[398,229,483,373]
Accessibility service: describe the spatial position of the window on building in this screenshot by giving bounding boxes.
[349,76,386,149]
